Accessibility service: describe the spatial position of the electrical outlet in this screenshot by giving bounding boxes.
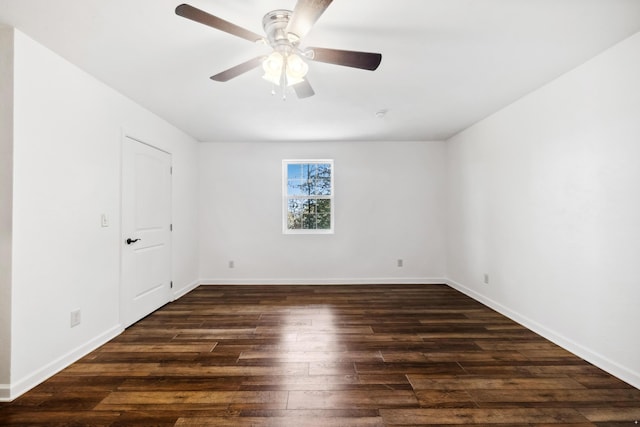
[100,214,109,227]
[483,274,489,284]
[397,259,404,268]
[70,309,81,327]
[228,260,235,269]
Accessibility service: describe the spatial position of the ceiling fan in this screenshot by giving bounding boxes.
[175,0,382,99]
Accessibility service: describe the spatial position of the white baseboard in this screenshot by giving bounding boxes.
[1,324,123,402]
[199,277,448,285]
[445,278,640,390]
[172,279,200,300]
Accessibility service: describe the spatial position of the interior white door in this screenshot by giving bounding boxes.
[121,136,172,328]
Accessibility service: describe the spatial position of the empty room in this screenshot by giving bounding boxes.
[1,0,640,425]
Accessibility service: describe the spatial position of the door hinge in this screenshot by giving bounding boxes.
[170,281,173,289]
[170,224,173,231]
[170,166,173,175]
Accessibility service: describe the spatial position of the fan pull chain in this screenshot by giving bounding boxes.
[281,56,288,101]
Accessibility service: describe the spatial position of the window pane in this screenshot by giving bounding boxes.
[287,163,302,179]
[317,163,331,177]
[301,199,316,229]
[294,164,331,196]
[313,177,332,195]
[316,199,331,229]
[306,164,316,178]
[315,164,332,195]
[286,198,331,230]
[287,179,306,196]
[287,199,303,229]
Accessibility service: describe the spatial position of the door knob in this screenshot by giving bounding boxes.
[126,238,141,245]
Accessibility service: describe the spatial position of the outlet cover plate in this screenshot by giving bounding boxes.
[70,309,81,327]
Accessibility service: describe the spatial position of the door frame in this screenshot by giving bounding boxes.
[119,131,173,327]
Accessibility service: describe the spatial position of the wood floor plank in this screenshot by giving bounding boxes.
[414,389,477,408]
[1,284,639,426]
[238,350,383,363]
[149,364,310,377]
[0,410,124,426]
[379,407,590,424]
[239,374,362,391]
[578,407,640,422]
[175,415,385,426]
[422,350,530,362]
[97,343,217,353]
[407,377,588,390]
[97,391,288,407]
[287,390,419,409]
[471,388,640,407]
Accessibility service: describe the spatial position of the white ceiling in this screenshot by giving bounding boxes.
[1,0,640,142]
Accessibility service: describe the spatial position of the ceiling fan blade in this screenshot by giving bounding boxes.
[176,4,263,43]
[210,56,266,82]
[286,0,334,41]
[293,79,315,99]
[307,47,382,71]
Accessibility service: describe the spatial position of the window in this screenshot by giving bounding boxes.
[283,160,334,234]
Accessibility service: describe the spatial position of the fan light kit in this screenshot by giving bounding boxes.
[262,51,309,87]
[176,1,382,99]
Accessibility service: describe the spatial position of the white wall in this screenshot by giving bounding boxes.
[0,27,14,391]
[199,141,446,284]
[3,30,199,400]
[446,32,640,388]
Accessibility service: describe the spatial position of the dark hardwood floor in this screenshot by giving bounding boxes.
[1,284,639,426]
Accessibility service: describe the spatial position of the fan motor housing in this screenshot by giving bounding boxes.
[263,9,295,52]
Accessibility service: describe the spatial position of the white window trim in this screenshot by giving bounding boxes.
[282,159,334,235]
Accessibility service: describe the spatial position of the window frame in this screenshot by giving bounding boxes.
[282,159,335,235]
